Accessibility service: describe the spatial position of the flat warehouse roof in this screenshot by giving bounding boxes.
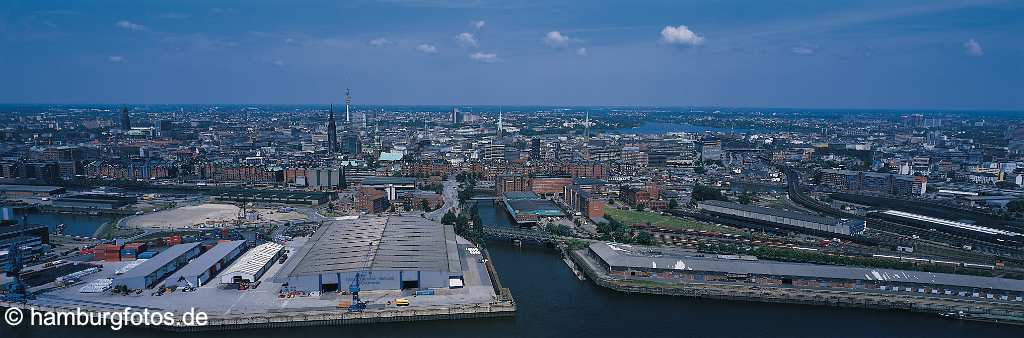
[164,240,246,283]
[285,215,460,277]
[589,242,1024,292]
[699,200,852,226]
[507,199,564,216]
[221,242,283,281]
[117,242,202,280]
[0,185,63,192]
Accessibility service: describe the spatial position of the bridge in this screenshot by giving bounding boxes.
[482,226,566,243]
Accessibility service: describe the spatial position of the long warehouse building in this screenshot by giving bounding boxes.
[219,241,283,284]
[113,242,202,290]
[164,240,247,288]
[587,242,1024,302]
[277,215,463,292]
[698,200,865,236]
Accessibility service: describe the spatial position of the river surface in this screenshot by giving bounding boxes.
[1,207,113,237]
[2,202,1021,337]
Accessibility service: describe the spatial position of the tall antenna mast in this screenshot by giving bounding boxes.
[345,88,352,124]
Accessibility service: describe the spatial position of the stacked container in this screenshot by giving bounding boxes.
[95,244,122,262]
[120,243,147,261]
[166,235,183,246]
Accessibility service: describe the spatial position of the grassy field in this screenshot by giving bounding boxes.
[604,207,748,235]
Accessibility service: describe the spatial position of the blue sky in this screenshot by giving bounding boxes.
[1,0,1021,110]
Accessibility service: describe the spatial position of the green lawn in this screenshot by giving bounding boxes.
[604,207,748,235]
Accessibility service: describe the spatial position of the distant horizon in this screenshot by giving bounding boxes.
[1,102,1021,114]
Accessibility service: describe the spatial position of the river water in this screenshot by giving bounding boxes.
[1,207,113,237]
[2,202,1021,337]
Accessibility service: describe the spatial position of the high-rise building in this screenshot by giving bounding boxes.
[530,138,541,159]
[699,140,722,161]
[451,108,463,125]
[327,104,338,154]
[120,107,131,130]
[342,132,361,155]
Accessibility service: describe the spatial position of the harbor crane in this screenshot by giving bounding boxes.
[347,241,375,312]
[2,242,32,302]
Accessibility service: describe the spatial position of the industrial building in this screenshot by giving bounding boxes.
[819,169,927,196]
[52,193,137,209]
[0,185,65,198]
[0,224,49,244]
[564,185,605,219]
[698,200,865,236]
[219,241,283,284]
[277,216,462,292]
[301,168,346,190]
[163,240,247,288]
[113,242,202,289]
[587,242,1024,302]
[360,176,418,189]
[502,192,564,224]
[211,189,333,205]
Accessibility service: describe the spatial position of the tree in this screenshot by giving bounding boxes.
[996,180,1019,189]
[634,231,655,245]
[691,184,726,204]
[667,198,678,210]
[441,210,457,225]
[635,203,645,211]
[1008,199,1024,213]
[738,194,753,205]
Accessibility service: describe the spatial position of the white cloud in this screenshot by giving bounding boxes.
[271,59,284,67]
[369,37,394,46]
[456,32,477,48]
[469,52,499,63]
[660,25,703,46]
[473,20,485,29]
[417,43,438,54]
[791,46,814,55]
[963,38,983,56]
[108,56,124,63]
[576,47,588,56]
[544,31,570,48]
[116,20,147,31]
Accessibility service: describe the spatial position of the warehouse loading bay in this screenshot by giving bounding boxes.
[23,216,498,316]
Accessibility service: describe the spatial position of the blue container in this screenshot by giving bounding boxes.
[137,251,157,259]
[414,289,435,296]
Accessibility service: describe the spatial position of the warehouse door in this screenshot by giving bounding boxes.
[401,280,419,289]
[322,283,339,292]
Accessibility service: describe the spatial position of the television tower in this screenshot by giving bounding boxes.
[345,88,352,124]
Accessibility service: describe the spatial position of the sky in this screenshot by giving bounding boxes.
[1,0,1022,110]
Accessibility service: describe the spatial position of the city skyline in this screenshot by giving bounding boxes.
[2,0,1022,110]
